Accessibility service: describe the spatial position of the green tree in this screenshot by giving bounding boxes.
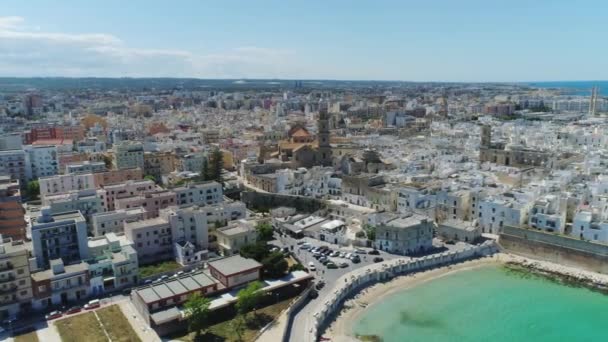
[200,158,209,181]
[102,154,113,170]
[184,293,211,339]
[239,242,269,261]
[236,281,264,320]
[261,251,288,278]
[255,222,274,241]
[231,315,246,341]
[289,263,305,272]
[144,175,156,183]
[207,149,224,184]
[27,180,40,200]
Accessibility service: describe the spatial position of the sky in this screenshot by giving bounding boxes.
[1,0,607,82]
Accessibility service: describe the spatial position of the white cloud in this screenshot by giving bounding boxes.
[0,16,298,78]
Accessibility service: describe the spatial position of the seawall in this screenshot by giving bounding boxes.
[309,240,498,342]
[500,225,608,275]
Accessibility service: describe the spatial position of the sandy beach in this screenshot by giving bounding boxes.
[322,253,608,342]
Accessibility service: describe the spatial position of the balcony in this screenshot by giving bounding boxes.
[0,283,17,294]
[0,263,13,271]
[0,274,16,283]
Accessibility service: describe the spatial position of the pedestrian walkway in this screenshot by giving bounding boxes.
[118,301,161,342]
[34,321,62,342]
[256,309,289,342]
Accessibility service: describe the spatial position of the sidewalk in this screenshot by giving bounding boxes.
[118,301,162,342]
[256,309,288,342]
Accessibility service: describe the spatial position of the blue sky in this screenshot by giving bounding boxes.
[1,0,606,81]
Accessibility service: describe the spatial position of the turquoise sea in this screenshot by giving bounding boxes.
[352,265,608,342]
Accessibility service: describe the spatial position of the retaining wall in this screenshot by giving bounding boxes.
[500,225,608,274]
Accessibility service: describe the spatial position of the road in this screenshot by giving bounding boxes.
[270,234,472,342]
[270,234,399,342]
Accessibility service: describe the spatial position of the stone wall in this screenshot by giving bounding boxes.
[500,225,608,274]
[310,240,498,341]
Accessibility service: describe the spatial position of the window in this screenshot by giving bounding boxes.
[17,268,24,274]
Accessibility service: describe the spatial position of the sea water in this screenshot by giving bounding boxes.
[353,265,608,341]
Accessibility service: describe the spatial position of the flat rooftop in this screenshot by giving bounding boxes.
[124,217,168,230]
[135,271,218,304]
[208,255,262,276]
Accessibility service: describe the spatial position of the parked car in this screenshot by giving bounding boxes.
[84,299,101,310]
[330,251,340,257]
[326,262,338,269]
[345,253,353,259]
[319,256,328,263]
[65,306,82,315]
[351,256,361,264]
[339,252,347,258]
[270,246,280,252]
[338,262,349,268]
[309,289,319,299]
[373,257,384,263]
[299,244,311,250]
[308,262,316,271]
[368,249,380,255]
[313,253,322,259]
[45,311,63,320]
[315,280,326,290]
[355,249,366,254]
[296,240,306,245]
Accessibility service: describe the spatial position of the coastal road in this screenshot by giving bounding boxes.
[271,235,472,342]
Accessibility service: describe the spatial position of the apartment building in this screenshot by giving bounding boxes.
[115,190,177,217]
[92,168,143,187]
[87,233,139,294]
[31,259,89,310]
[114,141,144,170]
[161,207,208,248]
[98,179,156,211]
[173,181,223,206]
[0,150,27,186]
[375,214,433,255]
[30,209,90,270]
[39,173,96,197]
[123,217,173,264]
[24,145,59,181]
[42,189,105,226]
[215,220,258,256]
[0,237,33,320]
[144,152,177,181]
[91,208,147,236]
[0,177,26,241]
[65,161,106,174]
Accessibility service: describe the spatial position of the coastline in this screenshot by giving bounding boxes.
[323,253,608,342]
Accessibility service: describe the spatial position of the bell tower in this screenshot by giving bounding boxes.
[317,107,332,166]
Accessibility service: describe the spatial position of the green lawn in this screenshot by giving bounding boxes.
[97,305,141,342]
[55,305,141,342]
[55,312,107,342]
[139,260,182,278]
[176,299,293,342]
[13,331,39,342]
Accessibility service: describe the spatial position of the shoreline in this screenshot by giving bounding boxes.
[323,253,608,342]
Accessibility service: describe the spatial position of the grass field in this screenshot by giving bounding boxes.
[139,260,182,278]
[55,305,141,342]
[13,331,39,342]
[55,312,107,342]
[176,299,293,342]
[97,305,141,342]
